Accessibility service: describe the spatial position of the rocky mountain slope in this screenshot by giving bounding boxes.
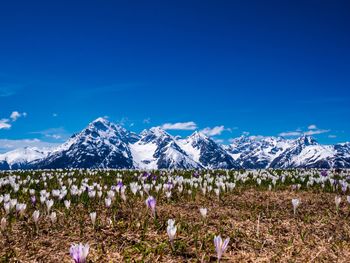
[1,117,349,170]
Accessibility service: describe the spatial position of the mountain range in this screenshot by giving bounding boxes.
[1,117,349,170]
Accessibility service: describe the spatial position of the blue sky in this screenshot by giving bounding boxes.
[0,0,349,152]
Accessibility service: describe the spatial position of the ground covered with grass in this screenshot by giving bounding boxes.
[1,169,350,262]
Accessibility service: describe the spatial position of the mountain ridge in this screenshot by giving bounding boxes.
[1,117,349,170]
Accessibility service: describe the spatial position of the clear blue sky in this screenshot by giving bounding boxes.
[0,0,349,151]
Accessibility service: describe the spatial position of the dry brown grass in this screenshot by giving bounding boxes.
[1,189,350,262]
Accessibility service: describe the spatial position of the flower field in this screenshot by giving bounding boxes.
[1,169,350,262]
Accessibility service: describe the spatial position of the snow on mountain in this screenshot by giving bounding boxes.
[31,117,137,169]
[131,127,201,169]
[269,135,338,168]
[332,142,350,168]
[0,147,50,169]
[225,135,350,169]
[1,117,349,170]
[225,136,293,169]
[288,144,336,168]
[178,131,240,169]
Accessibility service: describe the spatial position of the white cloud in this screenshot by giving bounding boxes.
[279,131,302,137]
[328,135,337,138]
[47,134,62,139]
[201,125,226,136]
[304,129,330,136]
[0,119,11,129]
[30,127,68,141]
[308,124,317,130]
[0,111,27,129]
[279,128,330,137]
[0,138,59,152]
[10,111,21,121]
[161,121,197,130]
[10,111,27,122]
[242,131,250,136]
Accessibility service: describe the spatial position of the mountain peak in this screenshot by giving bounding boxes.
[149,127,170,137]
[1,118,349,170]
[190,131,208,140]
[297,135,318,146]
[87,117,114,131]
[138,127,172,144]
[92,117,110,124]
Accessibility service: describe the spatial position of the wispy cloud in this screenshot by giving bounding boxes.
[0,111,27,129]
[308,124,317,130]
[10,111,27,122]
[201,125,227,136]
[0,119,11,129]
[279,125,330,137]
[30,127,69,141]
[161,121,197,130]
[304,129,330,136]
[328,135,337,138]
[279,131,303,137]
[0,138,59,153]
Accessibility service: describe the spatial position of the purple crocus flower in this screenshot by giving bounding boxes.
[30,196,36,206]
[143,172,150,180]
[145,196,156,216]
[321,170,328,177]
[166,182,174,191]
[342,183,347,193]
[70,243,89,263]
[116,181,124,192]
[214,235,230,261]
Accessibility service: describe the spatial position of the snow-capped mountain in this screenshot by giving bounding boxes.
[269,135,334,168]
[0,147,50,169]
[225,136,293,169]
[31,118,138,169]
[130,127,201,169]
[332,143,350,168]
[1,117,349,170]
[178,131,240,169]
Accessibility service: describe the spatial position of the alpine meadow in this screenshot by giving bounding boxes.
[1,0,350,262]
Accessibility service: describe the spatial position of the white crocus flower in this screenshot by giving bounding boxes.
[292,198,300,215]
[90,212,96,227]
[199,208,207,219]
